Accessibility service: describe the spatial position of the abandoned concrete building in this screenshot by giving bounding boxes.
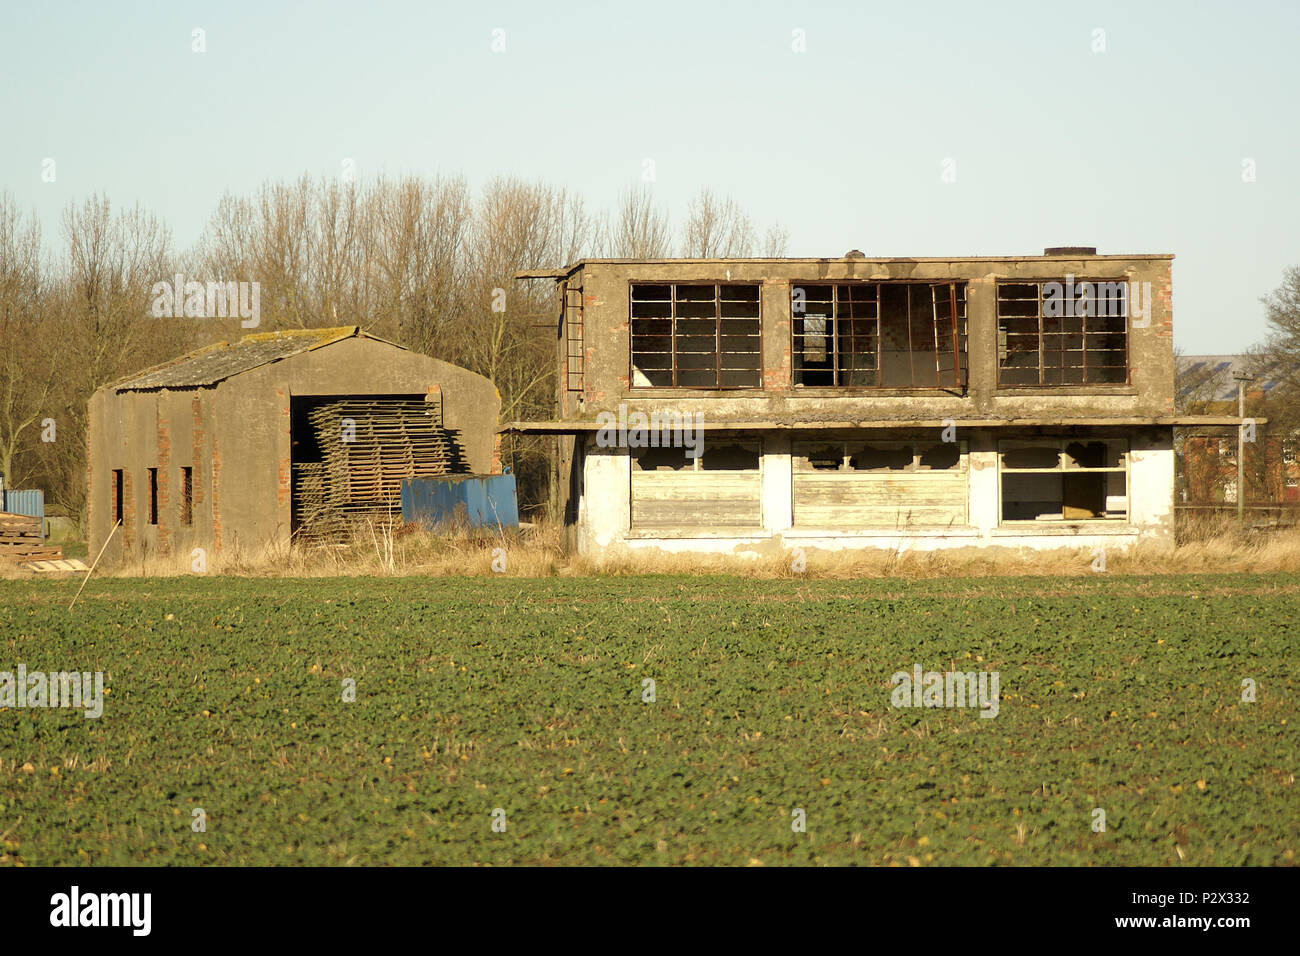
[88,326,499,563]
[514,250,1240,556]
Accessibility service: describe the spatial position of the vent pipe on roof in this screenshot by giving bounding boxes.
[844,249,865,259]
[1044,246,1097,256]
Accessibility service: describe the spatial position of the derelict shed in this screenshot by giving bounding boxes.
[88,327,500,564]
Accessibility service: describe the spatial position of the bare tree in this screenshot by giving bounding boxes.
[310,179,372,327]
[598,185,672,258]
[367,174,472,354]
[0,193,49,486]
[41,195,188,523]
[1250,266,1300,436]
[759,223,790,257]
[680,188,755,257]
[463,178,596,501]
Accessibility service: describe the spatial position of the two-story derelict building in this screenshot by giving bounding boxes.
[511,249,1241,557]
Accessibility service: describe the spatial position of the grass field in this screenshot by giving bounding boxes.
[0,573,1296,865]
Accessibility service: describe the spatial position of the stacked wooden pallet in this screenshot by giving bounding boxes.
[293,399,467,542]
[0,511,63,563]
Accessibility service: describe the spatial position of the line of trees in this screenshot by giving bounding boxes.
[0,179,787,528]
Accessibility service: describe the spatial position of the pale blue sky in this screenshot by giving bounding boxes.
[2,0,1296,352]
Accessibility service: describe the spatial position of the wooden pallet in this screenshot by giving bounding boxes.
[20,558,88,573]
[0,511,64,565]
[293,399,468,542]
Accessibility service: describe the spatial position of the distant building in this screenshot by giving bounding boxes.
[513,250,1233,557]
[88,327,500,563]
[1177,354,1298,503]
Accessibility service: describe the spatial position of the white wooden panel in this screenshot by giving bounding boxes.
[632,472,761,528]
[793,471,968,528]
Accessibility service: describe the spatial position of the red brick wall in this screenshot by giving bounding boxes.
[191,397,205,510]
[156,415,171,554]
[211,431,222,553]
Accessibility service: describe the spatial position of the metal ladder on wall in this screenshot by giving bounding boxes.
[563,284,584,393]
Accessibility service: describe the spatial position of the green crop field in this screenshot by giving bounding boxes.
[0,574,1295,866]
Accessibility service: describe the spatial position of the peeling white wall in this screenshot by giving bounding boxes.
[575,428,1175,557]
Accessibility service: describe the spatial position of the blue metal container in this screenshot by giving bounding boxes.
[401,472,519,530]
[3,489,44,521]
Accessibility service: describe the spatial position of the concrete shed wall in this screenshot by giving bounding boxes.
[88,387,215,566]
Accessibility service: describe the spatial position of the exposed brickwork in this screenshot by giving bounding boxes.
[191,397,205,507]
[156,414,171,554]
[278,456,291,508]
[121,469,135,552]
[211,432,222,553]
[277,395,291,509]
[491,433,503,475]
[764,342,792,390]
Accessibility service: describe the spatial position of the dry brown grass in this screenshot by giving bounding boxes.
[6,514,1288,580]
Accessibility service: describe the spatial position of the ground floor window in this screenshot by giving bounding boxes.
[630,438,761,529]
[999,438,1128,522]
[792,439,968,528]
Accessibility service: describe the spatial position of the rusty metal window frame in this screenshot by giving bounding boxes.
[996,279,1130,387]
[791,281,967,388]
[630,282,762,390]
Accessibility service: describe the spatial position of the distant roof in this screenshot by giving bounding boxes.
[1177,354,1290,401]
[516,252,1176,281]
[112,326,401,392]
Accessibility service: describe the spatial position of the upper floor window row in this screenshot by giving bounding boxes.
[631,283,760,389]
[628,278,1132,390]
[997,280,1128,386]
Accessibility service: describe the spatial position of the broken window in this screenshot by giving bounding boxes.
[111,469,123,526]
[805,443,844,471]
[700,442,761,471]
[999,438,1128,522]
[792,283,966,387]
[792,440,968,528]
[180,466,193,527]
[918,443,962,470]
[632,440,760,474]
[996,280,1128,385]
[849,443,915,471]
[793,441,965,473]
[147,468,158,525]
[634,446,690,472]
[1222,478,1238,504]
[631,283,761,388]
[631,438,762,529]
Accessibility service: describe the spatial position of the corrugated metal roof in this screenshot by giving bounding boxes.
[112,327,390,392]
